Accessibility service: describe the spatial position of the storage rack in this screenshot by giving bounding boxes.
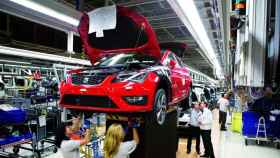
[0,98,33,157]
[0,90,61,157]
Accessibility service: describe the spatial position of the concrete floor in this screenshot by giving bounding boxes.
[177,109,220,158]
[4,109,280,158]
[176,109,280,158]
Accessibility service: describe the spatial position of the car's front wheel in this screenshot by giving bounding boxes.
[153,89,167,125]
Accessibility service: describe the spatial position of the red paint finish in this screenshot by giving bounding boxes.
[59,6,192,113]
[78,6,161,64]
[161,51,192,103]
[59,51,192,113]
[60,72,159,112]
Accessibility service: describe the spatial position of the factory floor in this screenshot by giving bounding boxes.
[4,109,279,158]
[176,109,280,158]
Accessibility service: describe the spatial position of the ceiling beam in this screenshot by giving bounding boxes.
[147,14,177,21]
[0,46,90,65]
[116,0,165,7]
[152,24,185,30]
[0,0,81,33]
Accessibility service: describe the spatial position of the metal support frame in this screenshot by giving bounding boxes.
[272,0,280,86]
[217,0,230,75]
[67,31,74,54]
[117,0,165,7]
[166,0,221,77]
[246,0,267,87]
[234,25,247,86]
[0,0,80,33]
[163,28,175,40]
[0,46,91,66]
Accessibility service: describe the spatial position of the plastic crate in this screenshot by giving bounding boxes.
[0,108,26,125]
[0,132,32,146]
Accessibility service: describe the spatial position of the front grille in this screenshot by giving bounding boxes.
[72,74,107,85]
[61,94,117,108]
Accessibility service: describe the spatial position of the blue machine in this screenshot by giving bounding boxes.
[242,111,273,137]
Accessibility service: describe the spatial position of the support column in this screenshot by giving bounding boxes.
[272,0,280,86]
[246,0,267,87]
[67,31,74,54]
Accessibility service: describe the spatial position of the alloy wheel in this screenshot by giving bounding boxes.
[155,90,167,125]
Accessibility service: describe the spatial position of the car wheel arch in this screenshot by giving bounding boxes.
[155,74,172,104]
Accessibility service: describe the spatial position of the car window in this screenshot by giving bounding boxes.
[175,55,184,68]
[163,52,178,66]
[96,53,157,66]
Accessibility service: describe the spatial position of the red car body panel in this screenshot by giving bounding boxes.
[60,72,159,112]
[59,6,192,113]
[160,50,192,103]
[78,6,161,64]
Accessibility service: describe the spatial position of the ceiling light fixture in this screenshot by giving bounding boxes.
[168,0,223,79]
[9,0,79,26]
[0,59,31,65]
[0,46,91,66]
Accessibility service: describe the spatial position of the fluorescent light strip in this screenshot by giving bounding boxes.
[0,46,91,66]
[9,0,79,26]
[173,0,223,78]
[0,59,31,65]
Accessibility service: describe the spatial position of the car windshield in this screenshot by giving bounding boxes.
[94,53,158,67]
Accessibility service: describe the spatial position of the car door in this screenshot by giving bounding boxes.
[174,55,192,98]
[171,53,191,100]
[162,51,183,103]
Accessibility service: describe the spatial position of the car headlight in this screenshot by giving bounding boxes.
[113,72,148,83]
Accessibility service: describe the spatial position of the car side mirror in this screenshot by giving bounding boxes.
[169,60,176,69]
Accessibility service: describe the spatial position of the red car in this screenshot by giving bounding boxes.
[60,6,192,124]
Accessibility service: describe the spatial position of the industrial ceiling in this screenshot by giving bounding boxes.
[0,0,229,78]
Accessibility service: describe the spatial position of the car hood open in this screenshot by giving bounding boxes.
[78,6,161,64]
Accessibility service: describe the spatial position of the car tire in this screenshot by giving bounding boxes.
[153,88,167,125]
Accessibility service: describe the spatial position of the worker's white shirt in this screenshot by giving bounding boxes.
[60,140,80,158]
[190,109,202,127]
[114,140,137,158]
[198,108,213,130]
[218,97,229,112]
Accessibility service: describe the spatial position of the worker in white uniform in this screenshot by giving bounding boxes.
[187,102,202,154]
[198,102,215,158]
[218,93,230,130]
[55,116,92,158]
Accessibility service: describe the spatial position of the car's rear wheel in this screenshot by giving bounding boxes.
[153,89,167,125]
